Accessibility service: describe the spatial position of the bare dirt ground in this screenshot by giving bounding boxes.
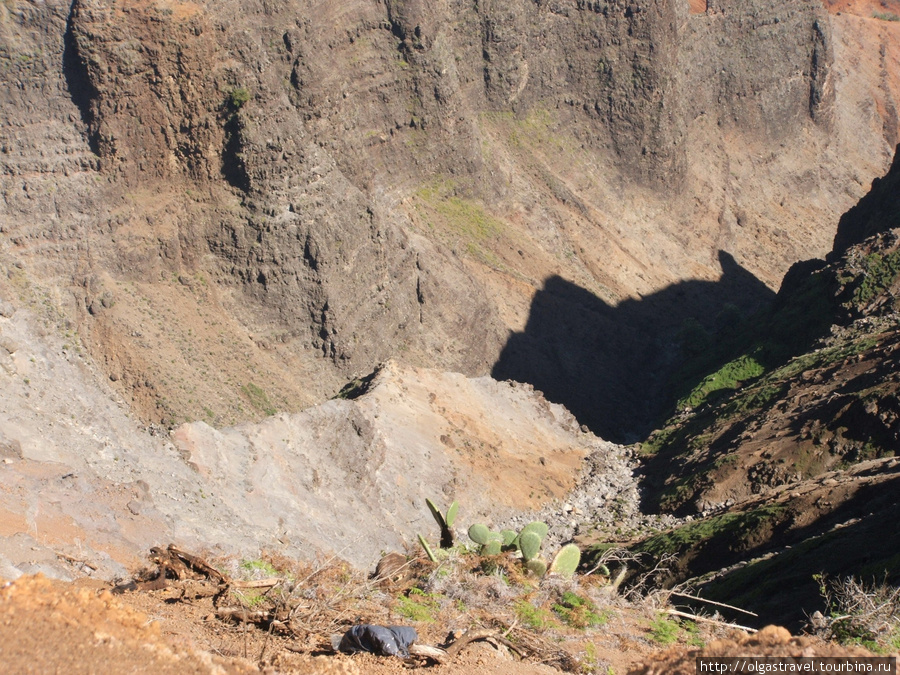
[0,568,643,675]
[0,570,887,675]
[824,0,900,17]
[629,625,882,675]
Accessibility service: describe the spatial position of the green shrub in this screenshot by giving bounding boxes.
[648,614,680,645]
[396,588,440,623]
[553,591,609,629]
[515,599,555,630]
[227,86,251,110]
[851,251,900,307]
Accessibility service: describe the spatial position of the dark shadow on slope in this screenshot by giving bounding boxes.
[615,468,900,629]
[831,143,900,258]
[697,472,900,629]
[491,251,774,443]
[62,1,100,155]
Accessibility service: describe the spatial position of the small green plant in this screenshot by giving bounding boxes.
[553,591,609,629]
[227,86,251,110]
[873,11,900,21]
[583,642,600,672]
[240,559,278,576]
[682,619,704,647]
[233,588,269,608]
[417,533,438,562]
[515,599,555,631]
[648,614,681,645]
[396,587,440,623]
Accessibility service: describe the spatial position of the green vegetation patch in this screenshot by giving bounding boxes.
[657,476,706,513]
[634,505,786,559]
[241,382,277,416]
[240,559,279,576]
[515,599,556,631]
[552,591,609,629]
[722,381,786,418]
[675,350,766,410]
[850,251,900,307]
[648,614,681,645]
[396,587,440,623]
[226,86,251,111]
[417,190,503,243]
[481,107,565,152]
[413,179,512,269]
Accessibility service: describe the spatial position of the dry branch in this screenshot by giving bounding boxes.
[168,545,226,584]
[665,608,758,632]
[669,591,759,617]
[230,578,282,589]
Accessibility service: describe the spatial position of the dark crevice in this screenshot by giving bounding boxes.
[221,112,250,192]
[62,0,100,155]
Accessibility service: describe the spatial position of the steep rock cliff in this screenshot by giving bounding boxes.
[1,0,897,433]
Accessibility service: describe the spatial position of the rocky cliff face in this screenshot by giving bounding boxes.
[1,0,898,434]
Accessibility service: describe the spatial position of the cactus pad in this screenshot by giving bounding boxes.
[520,521,549,540]
[426,498,444,527]
[518,531,542,561]
[549,544,581,577]
[446,501,458,527]
[525,558,548,577]
[468,523,491,545]
[418,534,437,563]
[482,539,502,556]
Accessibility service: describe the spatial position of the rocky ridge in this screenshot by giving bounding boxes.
[0,281,638,576]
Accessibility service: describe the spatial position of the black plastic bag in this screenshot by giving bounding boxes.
[337,624,418,657]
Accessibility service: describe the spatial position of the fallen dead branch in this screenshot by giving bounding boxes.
[669,591,759,617]
[665,608,758,633]
[167,545,227,584]
[444,628,528,659]
[408,644,449,660]
[217,607,282,623]
[230,578,282,589]
[114,544,228,594]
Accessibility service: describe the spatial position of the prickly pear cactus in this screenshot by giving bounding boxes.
[525,558,548,577]
[426,498,458,548]
[518,531,543,562]
[468,523,491,545]
[482,539,502,556]
[520,521,549,540]
[549,543,581,577]
[418,534,437,562]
